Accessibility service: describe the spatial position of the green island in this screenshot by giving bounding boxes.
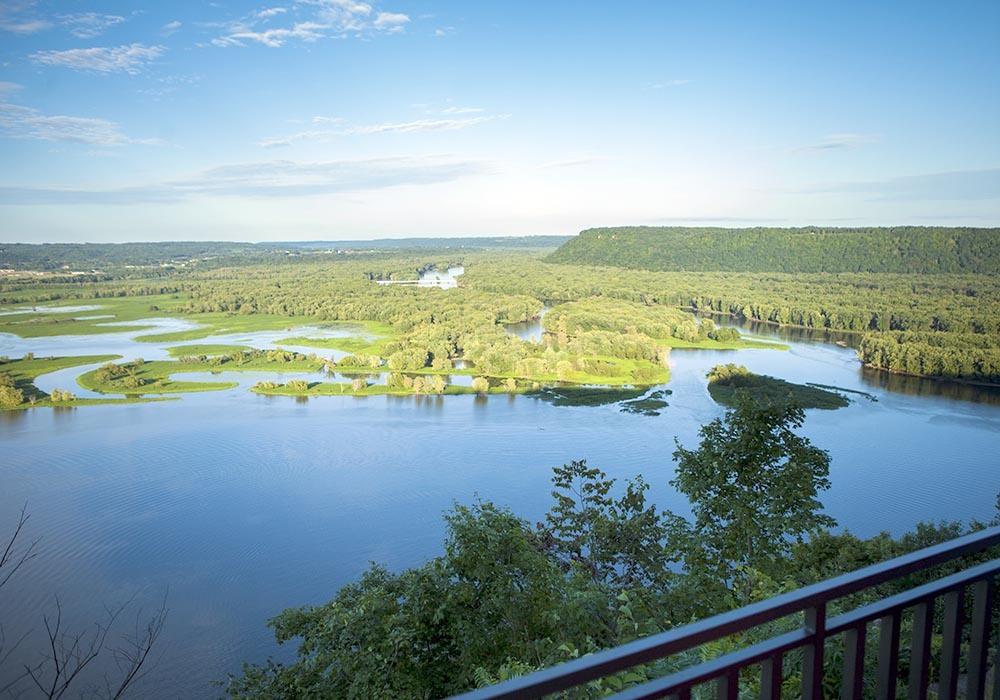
[76,349,326,396]
[0,354,175,409]
[706,363,850,410]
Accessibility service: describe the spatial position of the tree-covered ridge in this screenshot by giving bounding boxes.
[546,226,1000,274]
[0,241,292,271]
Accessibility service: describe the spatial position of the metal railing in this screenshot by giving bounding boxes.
[451,526,1000,700]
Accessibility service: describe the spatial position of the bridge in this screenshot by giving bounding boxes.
[452,525,1000,700]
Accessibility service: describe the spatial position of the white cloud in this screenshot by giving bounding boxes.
[0,0,50,33]
[30,43,164,74]
[255,7,289,19]
[373,11,408,31]
[260,114,510,147]
[162,20,181,36]
[0,102,156,146]
[59,12,125,38]
[0,81,22,96]
[439,106,484,115]
[799,133,879,151]
[213,21,325,47]
[0,156,490,204]
[214,0,410,47]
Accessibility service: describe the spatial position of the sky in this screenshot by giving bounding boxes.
[0,0,998,243]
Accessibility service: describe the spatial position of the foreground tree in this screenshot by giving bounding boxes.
[670,392,836,603]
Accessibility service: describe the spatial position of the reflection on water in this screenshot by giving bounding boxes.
[860,366,1000,405]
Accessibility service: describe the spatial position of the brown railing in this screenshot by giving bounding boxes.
[451,526,1000,700]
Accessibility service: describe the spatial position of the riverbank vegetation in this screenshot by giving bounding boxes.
[706,363,849,409]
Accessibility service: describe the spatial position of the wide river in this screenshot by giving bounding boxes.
[1,313,997,698]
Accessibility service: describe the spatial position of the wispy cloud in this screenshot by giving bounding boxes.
[440,106,485,115]
[59,12,125,38]
[30,43,165,74]
[214,0,410,47]
[0,0,50,33]
[802,168,1000,201]
[372,11,408,32]
[0,102,157,146]
[798,133,879,151]
[0,81,22,97]
[261,114,510,147]
[0,156,490,204]
[162,20,182,36]
[255,7,289,19]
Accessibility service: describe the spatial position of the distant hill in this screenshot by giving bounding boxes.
[273,236,571,250]
[0,241,288,271]
[546,226,1000,274]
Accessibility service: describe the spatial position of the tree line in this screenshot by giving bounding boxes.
[547,226,1000,274]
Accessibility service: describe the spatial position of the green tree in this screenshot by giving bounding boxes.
[670,392,835,602]
[0,384,24,408]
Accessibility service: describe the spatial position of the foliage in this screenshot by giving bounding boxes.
[706,364,849,409]
[223,462,685,699]
[858,330,1000,383]
[547,226,1000,274]
[670,392,836,601]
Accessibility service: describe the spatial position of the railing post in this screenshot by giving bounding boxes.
[968,578,996,700]
[875,611,901,700]
[801,605,826,700]
[840,624,866,700]
[939,588,965,700]
[759,655,783,700]
[908,600,933,700]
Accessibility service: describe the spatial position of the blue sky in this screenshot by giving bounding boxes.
[1,0,998,242]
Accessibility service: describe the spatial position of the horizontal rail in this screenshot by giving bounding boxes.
[451,526,1000,700]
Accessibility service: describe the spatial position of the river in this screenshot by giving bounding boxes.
[0,313,997,698]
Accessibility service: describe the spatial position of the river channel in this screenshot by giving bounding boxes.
[0,311,997,698]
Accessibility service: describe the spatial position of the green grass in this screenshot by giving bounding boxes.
[133,312,320,342]
[0,354,174,409]
[77,353,327,396]
[527,386,648,407]
[165,344,253,357]
[620,389,672,416]
[250,382,510,398]
[278,321,397,355]
[0,296,188,338]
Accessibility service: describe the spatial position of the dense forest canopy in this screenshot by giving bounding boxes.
[547,226,1000,274]
[3,238,1000,385]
